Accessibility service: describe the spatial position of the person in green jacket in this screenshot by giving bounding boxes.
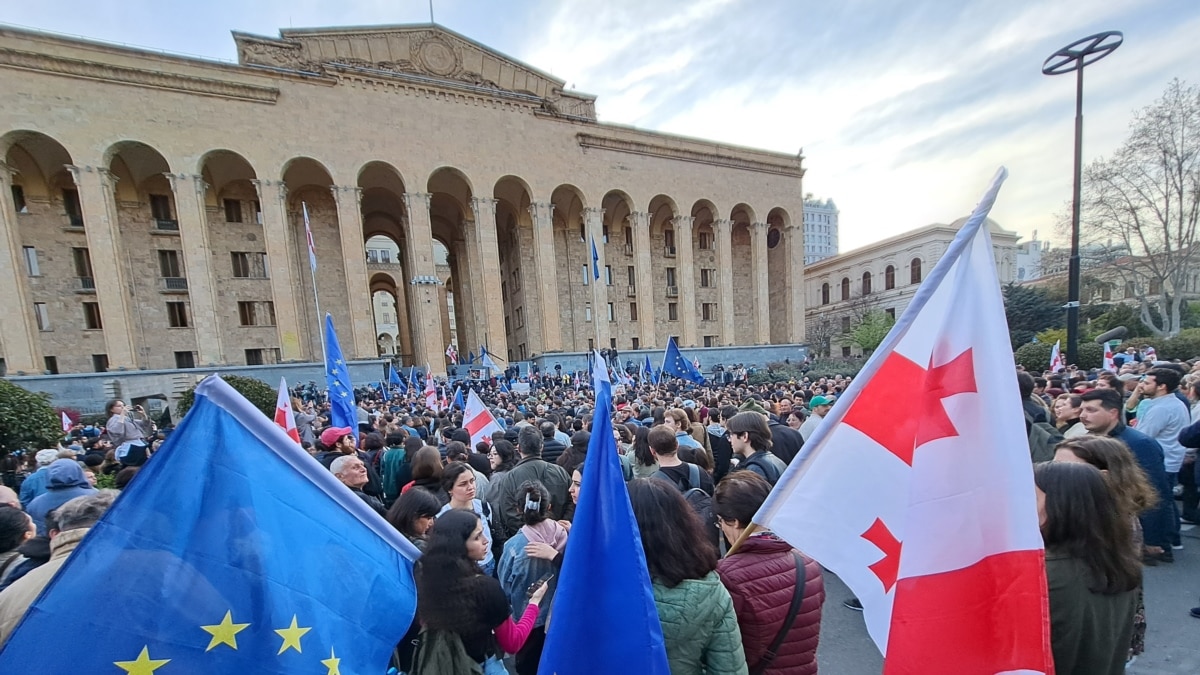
[1035,461,1141,675]
[628,478,747,675]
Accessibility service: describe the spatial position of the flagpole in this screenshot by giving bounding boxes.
[303,201,327,366]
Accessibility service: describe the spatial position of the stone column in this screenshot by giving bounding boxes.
[166,173,223,366]
[252,179,305,361]
[69,165,138,369]
[629,211,656,349]
[402,192,447,374]
[673,215,697,347]
[750,221,771,344]
[470,197,509,362]
[528,201,562,353]
[331,185,376,359]
[714,219,736,346]
[583,207,609,349]
[0,162,41,373]
[784,222,806,342]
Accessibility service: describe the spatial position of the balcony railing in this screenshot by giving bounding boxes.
[664,245,676,257]
[623,244,634,256]
[161,277,189,292]
[666,286,679,298]
[155,219,179,231]
[75,277,95,292]
[626,285,637,297]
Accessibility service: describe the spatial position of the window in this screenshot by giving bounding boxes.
[22,246,38,276]
[841,316,851,332]
[704,335,717,347]
[588,339,594,351]
[73,247,93,280]
[158,250,182,278]
[668,303,678,321]
[602,225,609,244]
[167,302,189,328]
[910,258,922,284]
[63,188,83,226]
[624,227,633,248]
[702,303,717,321]
[664,229,675,253]
[698,231,712,250]
[666,267,677,287]
[821,283,830,305]
[254,201,262,224]
[885,265,896,290]
[224,199,243,223]
[607,303,614,322]
[1149,279,1161,294]
[92,354,108,373]
[150,194,175,229]
[885,308,896,320]
[33,302,49,331]
[610,337,617,349]
[605,265,612,286]
[501,280,508,301]
[1124,280,1135,297]
[237,301,276,326]
[862,271,872,295]
[585,303,592,322]
[630,302,638,321]
[515,306,524,329]
[841,277,850,301]
[231,252,268,278]
[627,266,636,286]
[11,184,26,213]
[244,348,281,366]
[83,302,102,329]
[700,268,715,287]
[518,344,527,360]
[44,356,58,374]
[842,346,852,357]
[231,252,250,278]
[631,337,639,350]
[1100,285,1112,301]
[582,265,589,285]
[175,351,195,369]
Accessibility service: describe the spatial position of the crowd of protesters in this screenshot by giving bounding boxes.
[1,343,1199,672]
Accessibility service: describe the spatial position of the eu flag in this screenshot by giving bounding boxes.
[388,363,404,392]
[0,375,419,673]
[539,352,670,674]
[662,335,707,384]
[452,386,465,411]
[644,354,657,384]
[324,313,357,439]
[591,236,601,280]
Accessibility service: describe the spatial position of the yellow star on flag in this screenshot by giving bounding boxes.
[113,646,170,674]
[321,647,342,675]
[200,610,250,651]
[274,614,312,654]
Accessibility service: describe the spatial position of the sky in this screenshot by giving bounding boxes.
[5,0,1197,251]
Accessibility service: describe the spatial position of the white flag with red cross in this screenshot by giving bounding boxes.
[424,366,438,412]
[1103,342,1115,372]
[755,169,1053,675]
[274,377,300,444]
[464,390,503,449]
[1049,340,1064,373]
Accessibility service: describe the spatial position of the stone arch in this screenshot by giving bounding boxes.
[494,176,534,359]
[105,141,172,208]
[426,166,475,355]
[862,270,873,295]
[282,157,345,360]
[199,149,257,205]
[841,276,851,301]
[729,203,757,345]
[910,257,923,284]
[551,184,589,350]
[885,264,896,290]
[2,131,75,199]
[369,270,409,359]
[765,206,790,343]
[821,282,831,305]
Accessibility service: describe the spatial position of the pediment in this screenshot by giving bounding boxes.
[233,24,567,101]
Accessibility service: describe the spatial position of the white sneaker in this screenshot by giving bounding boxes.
[1172,543,1184,550]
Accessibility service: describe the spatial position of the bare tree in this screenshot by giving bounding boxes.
[1078,79,1200,336]
[806,318,838,358]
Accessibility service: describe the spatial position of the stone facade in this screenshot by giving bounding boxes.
[0,23,806,377]
[805,218,1019,357]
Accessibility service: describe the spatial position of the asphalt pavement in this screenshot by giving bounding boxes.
[814,522,1200,674]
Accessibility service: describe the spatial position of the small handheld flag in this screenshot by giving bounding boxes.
[661,336,706,384]
[274,377,300,444]
[1102,343,1115,372]
[590,236,600,280]
[302,202,317,273]
[60,411,72,434]
[324,314,357,441]
[1049,340,1064,373]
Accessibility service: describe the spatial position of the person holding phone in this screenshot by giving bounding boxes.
[104,400,151,467]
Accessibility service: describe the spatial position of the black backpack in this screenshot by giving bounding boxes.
[653,464,719,548]
[739,452,783,486]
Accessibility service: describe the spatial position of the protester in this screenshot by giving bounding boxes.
[0,507,35,588]
[438,461,497,576]
[726,412,787,486]
[649,426,715,496]
[1053,394,1087,438]
[486,440,518,499]
[403,447,448,505]
[330,455,386,517]
[798,396,832,442]
[17,450,58,508]
[1130,367,1189,550]
[26,459,97,536]
[489,426,569,539]
[628,425,660,480]
[1034,461,1140,675]
[627,478,747,675]
[104,399,151,467]
[715,472,823,675]
[413,509,547,674]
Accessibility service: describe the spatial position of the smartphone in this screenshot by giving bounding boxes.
[528,572,554,596]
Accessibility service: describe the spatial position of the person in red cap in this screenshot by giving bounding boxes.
[317,427,355,469]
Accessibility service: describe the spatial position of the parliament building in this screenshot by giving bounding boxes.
[0,23,806,376]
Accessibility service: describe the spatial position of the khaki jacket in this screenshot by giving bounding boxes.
[0,527,89,646]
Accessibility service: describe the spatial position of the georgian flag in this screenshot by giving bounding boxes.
[1049,340,1064,373]
[446,344,458,364]
[1103,343,1115,372]
[464,390,502,448]
[755,170,1052,674]
[274,377,300,444]
[424,366,438,412]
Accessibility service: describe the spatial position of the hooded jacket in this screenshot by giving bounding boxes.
[26,460,97,536]
[653,571,748,675]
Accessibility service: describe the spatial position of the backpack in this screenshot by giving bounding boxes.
[1026,412,1064,463]
[740,452,783,486]
[410,627,483,675]
[480,500,507,561]
[653,464,719,548]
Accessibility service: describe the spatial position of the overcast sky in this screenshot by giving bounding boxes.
[5,0,1196,250]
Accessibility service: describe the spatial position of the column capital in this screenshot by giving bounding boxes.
[751,221,769,232]
[164,173,208,196]
[626,210,650,224]
[403,191,432,211]
[0,161,16,182]
[583,206,605,219]
[330,185,363,208]
[66,165,118,189]
[528,201,554,220]
[713,218,732,229]
[671,215,695,229]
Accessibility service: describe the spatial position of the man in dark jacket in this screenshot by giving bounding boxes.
[1079,388,1175,562]
[330,455,386,517]
[539,421,567,466]
[488,426,569,538]
[26,460,97,536]
[767,417,803,465]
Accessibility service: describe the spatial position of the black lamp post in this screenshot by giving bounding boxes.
[1042,31,1122,366]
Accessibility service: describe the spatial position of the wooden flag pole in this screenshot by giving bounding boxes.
[724,522,760,558]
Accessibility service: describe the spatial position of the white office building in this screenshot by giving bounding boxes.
[803,194,839,264]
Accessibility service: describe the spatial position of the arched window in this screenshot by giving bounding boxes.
[840,277,850,301]
[910,258,922,284]
[821,283,830,305]
[885,265,895,290]
[862,271,872,295]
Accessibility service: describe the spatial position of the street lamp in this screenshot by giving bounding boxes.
[1042,31,1122,366]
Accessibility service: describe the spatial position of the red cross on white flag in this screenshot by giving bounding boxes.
[754,169,1052,675]
[274,377,300,444]
[464,390,502,448]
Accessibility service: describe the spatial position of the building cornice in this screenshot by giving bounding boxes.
[0,46,281,104]
[576,133,804,178]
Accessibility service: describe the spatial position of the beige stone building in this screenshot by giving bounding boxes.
[0,23,807,376]
[805,219,1019,356]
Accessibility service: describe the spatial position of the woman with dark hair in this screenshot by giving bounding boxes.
[1052,394,1086,438]
[486,440,518,501]
[0,507,35,587]
[413,509,548,675]
[557,430,590,475]
[386,488,441,552]
[1035,461,1140,675]
[497,480,568,675]
[437,461,496,576]
[715,472,823,675]
[784,410,804,432]
[402,447,447,505]
[627,478,747,675]
[104,399,151,467]
[446,441,491,497]
[628,425,659,480]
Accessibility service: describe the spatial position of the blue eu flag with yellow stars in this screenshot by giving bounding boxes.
[325,313,357,440]
[0,375,420,674]
[662,335,707,384]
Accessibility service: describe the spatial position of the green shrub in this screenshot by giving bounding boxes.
[1014,342,1103,372]
[176,375,278,419]
[0,379,63,454]
[804,359,865,379]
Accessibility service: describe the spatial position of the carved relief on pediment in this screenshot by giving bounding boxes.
[238,39,303,69]
[411,32,462,78]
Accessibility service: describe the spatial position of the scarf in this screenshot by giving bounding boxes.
[522,519,568,552]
